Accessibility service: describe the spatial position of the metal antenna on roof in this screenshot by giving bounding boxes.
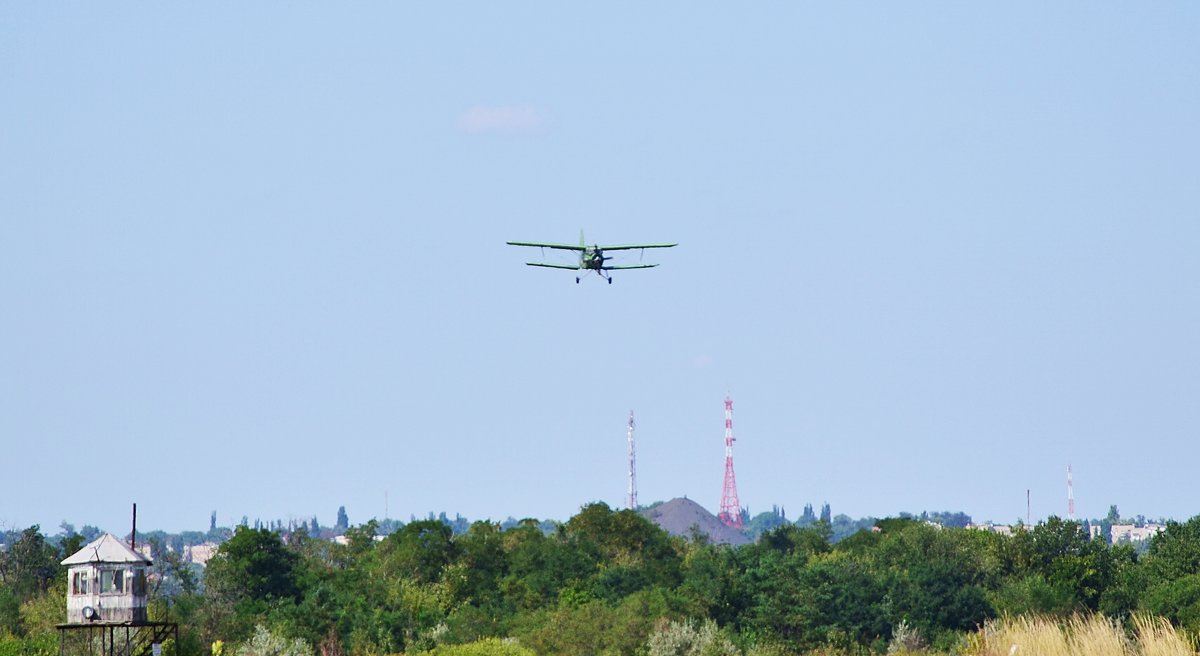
[131,503,137,551]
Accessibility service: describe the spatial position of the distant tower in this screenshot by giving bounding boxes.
[1067,464,1075,521]
[718,396,743,529]
[626,410,637,510]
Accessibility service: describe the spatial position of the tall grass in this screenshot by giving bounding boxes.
[1135,614,1195,656]
[965,614,1194,656]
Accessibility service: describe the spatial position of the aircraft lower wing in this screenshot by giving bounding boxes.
[525,262,580,270]
[507,241,586,251]
[602,264,658,270]
[596,243,677,251]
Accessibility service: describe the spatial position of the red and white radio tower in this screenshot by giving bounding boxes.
[718,396,743,529]
[1067,464,1075,521]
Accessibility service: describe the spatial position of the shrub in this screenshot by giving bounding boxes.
[235,626,312,656]
[646,618,739,656]
[412,637,534,656]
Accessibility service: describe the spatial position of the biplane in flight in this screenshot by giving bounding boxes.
[506,231,677,283]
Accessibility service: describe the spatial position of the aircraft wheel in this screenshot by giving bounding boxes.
[575,277,580,284]
[608,277,612,285]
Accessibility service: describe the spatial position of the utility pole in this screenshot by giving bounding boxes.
[626,410,637,510]
[1067,465,1075,521]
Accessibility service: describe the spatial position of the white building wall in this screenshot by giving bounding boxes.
[65,564,147,624]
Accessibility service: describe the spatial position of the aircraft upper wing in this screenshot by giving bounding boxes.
[595,243,678,251]
[506,241,586,251]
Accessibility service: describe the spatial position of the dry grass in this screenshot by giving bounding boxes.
[964,614,1195,656]
[1135,614,1196,656]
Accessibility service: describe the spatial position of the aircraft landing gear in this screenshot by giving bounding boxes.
[575,277,580,284]
[608,277,612,284]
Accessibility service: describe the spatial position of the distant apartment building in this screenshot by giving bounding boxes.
[184,543,219,566]
[330,534,385,546]
[968,522,1013,536]
[1110,523,1163,543]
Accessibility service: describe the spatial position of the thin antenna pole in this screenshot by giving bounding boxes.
[131,503,137,551]
[626,411,637,510]
[1067,465,1075,521]
[1026,489,1031,526]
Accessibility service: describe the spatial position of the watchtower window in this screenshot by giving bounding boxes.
[100,569,124,594]
[72,571,89,595]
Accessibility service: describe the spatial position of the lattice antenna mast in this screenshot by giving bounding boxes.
[718,396,743,528]
[1067,464,1075,521]
[626,410,637,510]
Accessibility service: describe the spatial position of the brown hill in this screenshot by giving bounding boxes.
[640,497,751,546]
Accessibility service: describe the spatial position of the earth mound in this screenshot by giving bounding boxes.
[640,497,751,546]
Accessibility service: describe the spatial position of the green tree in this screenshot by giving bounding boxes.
[1027,516,1123,610]
[866,522,993,643]
[739,549,887,651]
[677,542,742,626]
[0,588,20,636]
[1142,516,1200,582]
[758,524,831,558]
[515,588,675,656]
[205,527,301,605]
[743,508,789,542]
[496,520,582,612]
[563,504,682,602]
[0,527,59,601]
[17,587,64,637]
[449,522,507,609]
[991,574,1075,616]
[1142,574,1200,633]
[1135,516,1200,629]
[378,519,458,585]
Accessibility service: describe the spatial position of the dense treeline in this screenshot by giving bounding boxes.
[6,505,1200,655]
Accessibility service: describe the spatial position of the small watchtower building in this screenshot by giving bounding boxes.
[62,533,150,624]
[57,511,177,656]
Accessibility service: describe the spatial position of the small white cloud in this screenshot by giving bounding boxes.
[457,106,543,134]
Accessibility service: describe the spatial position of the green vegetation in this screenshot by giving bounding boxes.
[6,508,1200,654]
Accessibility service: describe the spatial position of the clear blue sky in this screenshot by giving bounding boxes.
[3,4,1198,534]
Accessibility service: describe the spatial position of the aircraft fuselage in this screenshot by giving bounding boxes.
[580,247,608,271]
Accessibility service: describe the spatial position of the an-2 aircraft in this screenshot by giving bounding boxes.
[506,231,677,283]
